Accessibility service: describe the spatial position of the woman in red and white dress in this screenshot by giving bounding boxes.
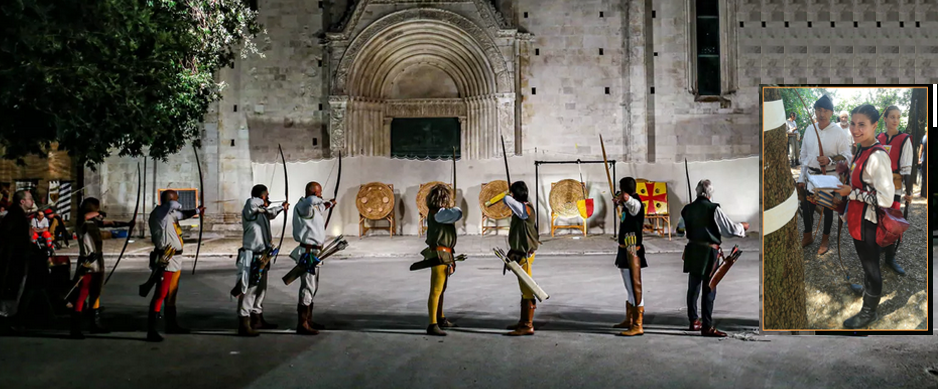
[834,104,894,330]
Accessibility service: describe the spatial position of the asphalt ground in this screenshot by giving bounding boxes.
[1,248,936,389]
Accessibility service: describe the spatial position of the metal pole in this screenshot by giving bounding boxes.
[612,161,617,235]
[534,162,539,232]
[141,157,147,238]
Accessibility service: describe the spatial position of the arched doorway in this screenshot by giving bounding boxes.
[327,7,524,159]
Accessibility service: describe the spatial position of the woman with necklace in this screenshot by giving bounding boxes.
[834,104,895,329]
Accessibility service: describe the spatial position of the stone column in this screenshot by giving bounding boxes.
[328,95,349,157]
[496,93,516,156]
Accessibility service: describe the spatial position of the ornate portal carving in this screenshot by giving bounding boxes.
[386,99,467,118]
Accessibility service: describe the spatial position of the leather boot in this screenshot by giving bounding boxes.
[884,245,906,276]
[426,324,447,336]
[165,306,190,334]
[506,299,535,336]
[90,308,110,334]
[147,310,163,342]
[70,311,84,339]
[801,232,814,248]
[308,303,325,330]
[505,299,524,330]
[701,326,727,337]
[238,316,260,337]
[817,234,830,255]
[296,305,319,335]
[844,293,880,329]
[251,313,278,330]
[613,301,633,329]
[689,319,702,331]
[619,306,644,336]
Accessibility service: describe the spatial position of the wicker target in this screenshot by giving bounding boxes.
[549,179,586,218]
[356,182,395,219]
[479,180,511,219]
[417,181,454,217]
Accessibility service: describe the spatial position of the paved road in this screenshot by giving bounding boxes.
[1,252,935,389]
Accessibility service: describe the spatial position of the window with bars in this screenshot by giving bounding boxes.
[158,188,200,215]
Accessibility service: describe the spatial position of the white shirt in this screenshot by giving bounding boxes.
[786,119,797,134]
[847,146,895,223]
[292,195,332,247]
[31,217,49,229]
[148,201,185,251]
[799,121,853,182]
[620,195,642,218]
[714,206,747,238]
[504,195,530,219]
[241,197,284,252]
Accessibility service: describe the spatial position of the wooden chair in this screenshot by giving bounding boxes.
[636,179,671,240]
[549,181,587,237]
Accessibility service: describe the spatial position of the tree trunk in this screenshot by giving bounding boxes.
[762,87,808,330]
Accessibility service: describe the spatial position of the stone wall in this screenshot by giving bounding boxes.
[85,0,938,235]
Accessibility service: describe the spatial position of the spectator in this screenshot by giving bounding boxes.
[47,209,70,249]
[31,210,50,232]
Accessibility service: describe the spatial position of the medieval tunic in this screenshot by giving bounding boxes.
[0,206,36,317]
[422,207,462,264]
[875,132,913,202]
[615,193,645,306]
[288,195,334,306]
[845,143,893,297]
[504,195,540,299]
[77,219,106,274]
[237,198,284,316]
[423,206,462,325]
[681,196,746,327]
[148,200,193,272]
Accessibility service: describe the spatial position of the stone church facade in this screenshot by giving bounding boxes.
[85,0,935,236]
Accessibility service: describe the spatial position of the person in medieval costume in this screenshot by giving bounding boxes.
[287,181,336,335]
[611,177,647,336]
[413,184,462,336]
[144,190,204,342]
[681,180,748,337]
[502,181,541,336]
[874,106,914,277]
[797,94,853,255]
[233,184,288,336]
[834,104,895,329]
[0,190,41,334]
[70,198,133,339]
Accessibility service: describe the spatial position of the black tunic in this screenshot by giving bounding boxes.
[615,193,647,269]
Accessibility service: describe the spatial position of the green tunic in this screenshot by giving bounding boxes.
[421,208,457,265]
[508,203,540,260]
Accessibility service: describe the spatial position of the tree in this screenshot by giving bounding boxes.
[762,87,809,330]
[0,0,264,167]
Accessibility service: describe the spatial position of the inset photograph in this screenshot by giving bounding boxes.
[762,85,930,331]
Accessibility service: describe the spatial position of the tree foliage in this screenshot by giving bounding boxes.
[779,87,913,138]
[0,0,264,167]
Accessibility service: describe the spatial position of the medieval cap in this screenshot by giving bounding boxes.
[813,95,834,111]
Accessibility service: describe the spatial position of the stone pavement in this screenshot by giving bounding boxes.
[53,232,762,262]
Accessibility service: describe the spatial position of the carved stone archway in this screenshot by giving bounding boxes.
[325,6,528,159]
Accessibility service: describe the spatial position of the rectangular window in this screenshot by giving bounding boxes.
[390,118,461,160]
[696,0,721,96]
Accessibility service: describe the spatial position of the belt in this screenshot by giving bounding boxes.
[302,244,322,250]
[808,167,835,175]
[435,246,453,253]
[688,241,720,250]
